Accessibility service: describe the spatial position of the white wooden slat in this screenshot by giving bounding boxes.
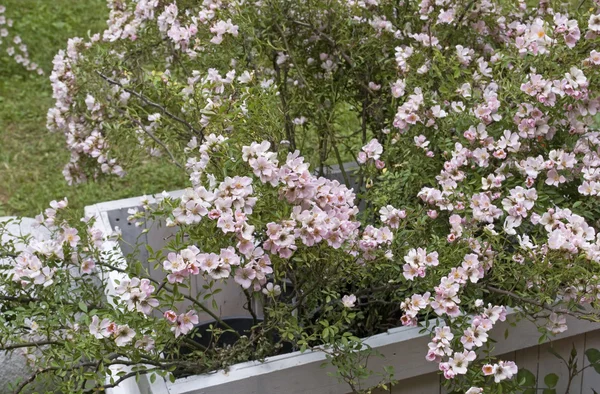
[439,374,449,394]
[90,190,186,213]
[369,373,441,394]
[581,330,600,393]
[138,371,170,394]
[537,335,586,393]
[499,350,517,362]
[515,344,540,388]
[108,206,149,263]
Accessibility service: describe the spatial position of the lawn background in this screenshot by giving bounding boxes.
[0,0,187,217]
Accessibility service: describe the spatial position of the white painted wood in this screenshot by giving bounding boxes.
[160,315,600,394]
[392,372,442,394]
[139,373,170,394]
[89,190,186,213]
[376,373,441,394]
[581,330,600,393]
[106,365,143,394]
[537,335,585,393]
[515,344,540,387]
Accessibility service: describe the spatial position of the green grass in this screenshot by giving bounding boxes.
[0,0,187,217]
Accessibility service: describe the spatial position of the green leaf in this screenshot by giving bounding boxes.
[547,348,565,363]
[542,389,556,394]
[586,348,600,364]
[517,369,536,387]
[78,301,88,313]
[544,373,558,388]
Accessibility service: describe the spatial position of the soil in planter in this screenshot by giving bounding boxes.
[166,317,294,378]
[183,317,259,352]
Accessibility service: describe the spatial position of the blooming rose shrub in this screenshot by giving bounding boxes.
[2,0,600,392]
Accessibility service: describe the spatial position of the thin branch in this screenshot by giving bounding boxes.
[292,20,355,67]
[12,371,40,394]
[95,262,241,337]
[273,53,296,150]
[84,368,161,393]
[274,22,308,88]
[95,71,204,139]
[0,295,39,303]
[12,360,104,394]
[11,354,169,394]
[307,281,403,319]
[486,285,598,321]
[456,0,477,25]
[331,137,351,187]
[244,289,258,325]
[155,279,168,295]
[115,108,184,169]
[290,20,375,96]
[1,340,60,351]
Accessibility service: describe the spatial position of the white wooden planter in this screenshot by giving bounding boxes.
[85,193,600,394]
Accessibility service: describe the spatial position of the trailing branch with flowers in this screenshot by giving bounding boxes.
[0,4,44,75]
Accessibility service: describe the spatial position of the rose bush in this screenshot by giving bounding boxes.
[2,0,600,392]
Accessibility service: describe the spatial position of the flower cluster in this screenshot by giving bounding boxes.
[430,305,508,380]
[164,310,199,337]
[12,252,56,288]
[357,138,384,168]
[163,138,393,298]
[89,316,136,347]
[402,248,439,281]
[0,5,43,74]
[114,277,159,315]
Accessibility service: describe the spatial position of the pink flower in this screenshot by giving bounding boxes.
[137,296,159,315]
[61,226,80,247]
[115,324,136,347]
[80,258,95,274]
[446,350,476,376]
[357,151,367,164]
[491,361,518,382]
[234,266,256,289]
[198,252,220,272]
[466,389,483,394]
[89,315,112,339]
[135,335,155,352]
[379,205,406,228]
[358,139,383,164]
[173,311,198,338]
[164,310,177,323]
[342,294,357,308]
[220,246,240,266]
